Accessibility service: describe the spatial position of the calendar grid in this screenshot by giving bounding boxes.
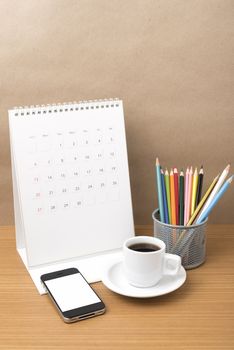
[9,99,134,293]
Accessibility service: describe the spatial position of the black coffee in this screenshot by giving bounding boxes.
[128,243,161,253]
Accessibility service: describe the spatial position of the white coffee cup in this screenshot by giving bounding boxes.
[123,236,181,288]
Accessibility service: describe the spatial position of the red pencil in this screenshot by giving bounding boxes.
[174,168,179,225]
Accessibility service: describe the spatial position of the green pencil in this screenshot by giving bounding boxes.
[164,168,171,224]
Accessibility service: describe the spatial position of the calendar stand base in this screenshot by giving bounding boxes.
[17,248,123,295]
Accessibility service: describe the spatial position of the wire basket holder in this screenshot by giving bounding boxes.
[152,209,207,269]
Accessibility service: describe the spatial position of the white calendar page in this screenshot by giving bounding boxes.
[9,100,134,270]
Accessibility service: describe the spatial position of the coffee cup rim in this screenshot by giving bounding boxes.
[124,236,165,254]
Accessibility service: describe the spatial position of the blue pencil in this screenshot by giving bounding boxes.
[196,175,233,224]
[156,158,165,222]
[161,169,169,224]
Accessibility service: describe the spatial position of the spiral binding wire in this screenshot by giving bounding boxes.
[12,98,120,116]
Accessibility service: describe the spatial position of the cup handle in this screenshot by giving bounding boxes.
[163,253,181,276]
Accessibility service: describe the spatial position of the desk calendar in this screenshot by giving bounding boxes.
[9,99,134,294]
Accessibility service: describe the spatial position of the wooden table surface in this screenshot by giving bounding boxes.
[0,225,234,350]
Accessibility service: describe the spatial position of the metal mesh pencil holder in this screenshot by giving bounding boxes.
[152,209,208,269]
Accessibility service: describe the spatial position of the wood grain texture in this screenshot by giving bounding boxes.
[0,225,234,349]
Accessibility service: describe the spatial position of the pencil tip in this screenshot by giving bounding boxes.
[156,157,159,165]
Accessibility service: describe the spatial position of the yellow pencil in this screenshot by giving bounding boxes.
[187,166,193,221]
[191,167,198,215]
[187,174,219,226]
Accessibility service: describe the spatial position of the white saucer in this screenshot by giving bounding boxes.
[102,260,186,298]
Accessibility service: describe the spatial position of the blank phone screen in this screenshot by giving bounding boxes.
[45,273,101,312]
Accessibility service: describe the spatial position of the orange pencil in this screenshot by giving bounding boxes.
[174,168,179,225]
[170,169,176,225]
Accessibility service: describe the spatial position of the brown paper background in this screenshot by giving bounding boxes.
[0,0,234,225]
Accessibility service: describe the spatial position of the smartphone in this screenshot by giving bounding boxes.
[41,268,105,323]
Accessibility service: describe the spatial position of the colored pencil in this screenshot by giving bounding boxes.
[170,169,176,225]
[196,175,233,224]
[184,167,190,225]
[179,169,184,225]
[186,174,219,226]
[173,174,220,251]
[191,167,198,215]
[195,166,204,207]
[173,168,179,225]
[165,169,171,224]
[186,166,193,224]
[155,158,165,222]
[196,164,230,223]
[161,169,169,224]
